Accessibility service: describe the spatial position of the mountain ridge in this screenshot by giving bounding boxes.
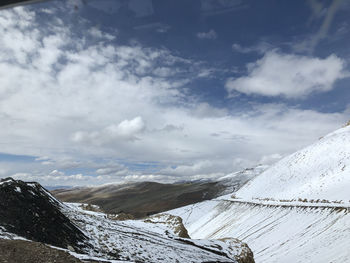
[236,125,350,201]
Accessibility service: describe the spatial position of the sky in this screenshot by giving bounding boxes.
[0,0,349,186]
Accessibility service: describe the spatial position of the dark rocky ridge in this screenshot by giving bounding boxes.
[0,178,90,252]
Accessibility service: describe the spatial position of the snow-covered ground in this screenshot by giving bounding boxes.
[0,178,254,263]
[0,200,248,263]
[62,202,246,262]
[236,125,350,201]
[169,198,350,263]
[215,165,268,196]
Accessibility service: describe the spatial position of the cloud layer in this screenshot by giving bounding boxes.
[0,6,349,186]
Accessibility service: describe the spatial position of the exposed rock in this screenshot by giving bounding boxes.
[0,178,90,252]
[79,203,103,213]
[107,212,135,221]
[219,238,255,263]
[0,239,83,263]
[144,213,190,238]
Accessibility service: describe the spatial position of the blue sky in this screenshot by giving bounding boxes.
[0,0,349,186]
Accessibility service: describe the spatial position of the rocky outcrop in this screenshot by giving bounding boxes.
[0,178,90,252]
[144,213,190,238]
[219,238,255,263]
[108,212,135,221]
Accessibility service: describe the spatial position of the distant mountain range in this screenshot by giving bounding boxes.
[51,165,266,218]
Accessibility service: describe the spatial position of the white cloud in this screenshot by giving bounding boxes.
[232,42,273,54]
[88,27,115,41]
[153,67,175,77]
[191,103,228,118]
[72,116,146,144]
[35,156,50,161]
[3,100,349,186]
[40,8,55,14]
[160,160,219,177]
[41,161,54,166]
[196,29,217,39]
[226,51,347,98]
[12,171,95,185]
[107,116,145,138]
[96,164,128,177]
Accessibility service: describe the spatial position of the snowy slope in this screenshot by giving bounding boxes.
[169,198,350,263]
[215,165,268,196]
[61,203,248,262]
[0,177,255,262]
[237,125,350,200]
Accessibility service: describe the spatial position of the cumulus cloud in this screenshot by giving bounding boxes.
[106,116,145,141]
[196,29,217,39]
[225,51,347,98]
[72,116,145,144]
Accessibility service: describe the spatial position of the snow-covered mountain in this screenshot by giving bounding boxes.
[168,124,350,263]
[0,178,254,263]
[216,165,268,196]
[237,124,350,201]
